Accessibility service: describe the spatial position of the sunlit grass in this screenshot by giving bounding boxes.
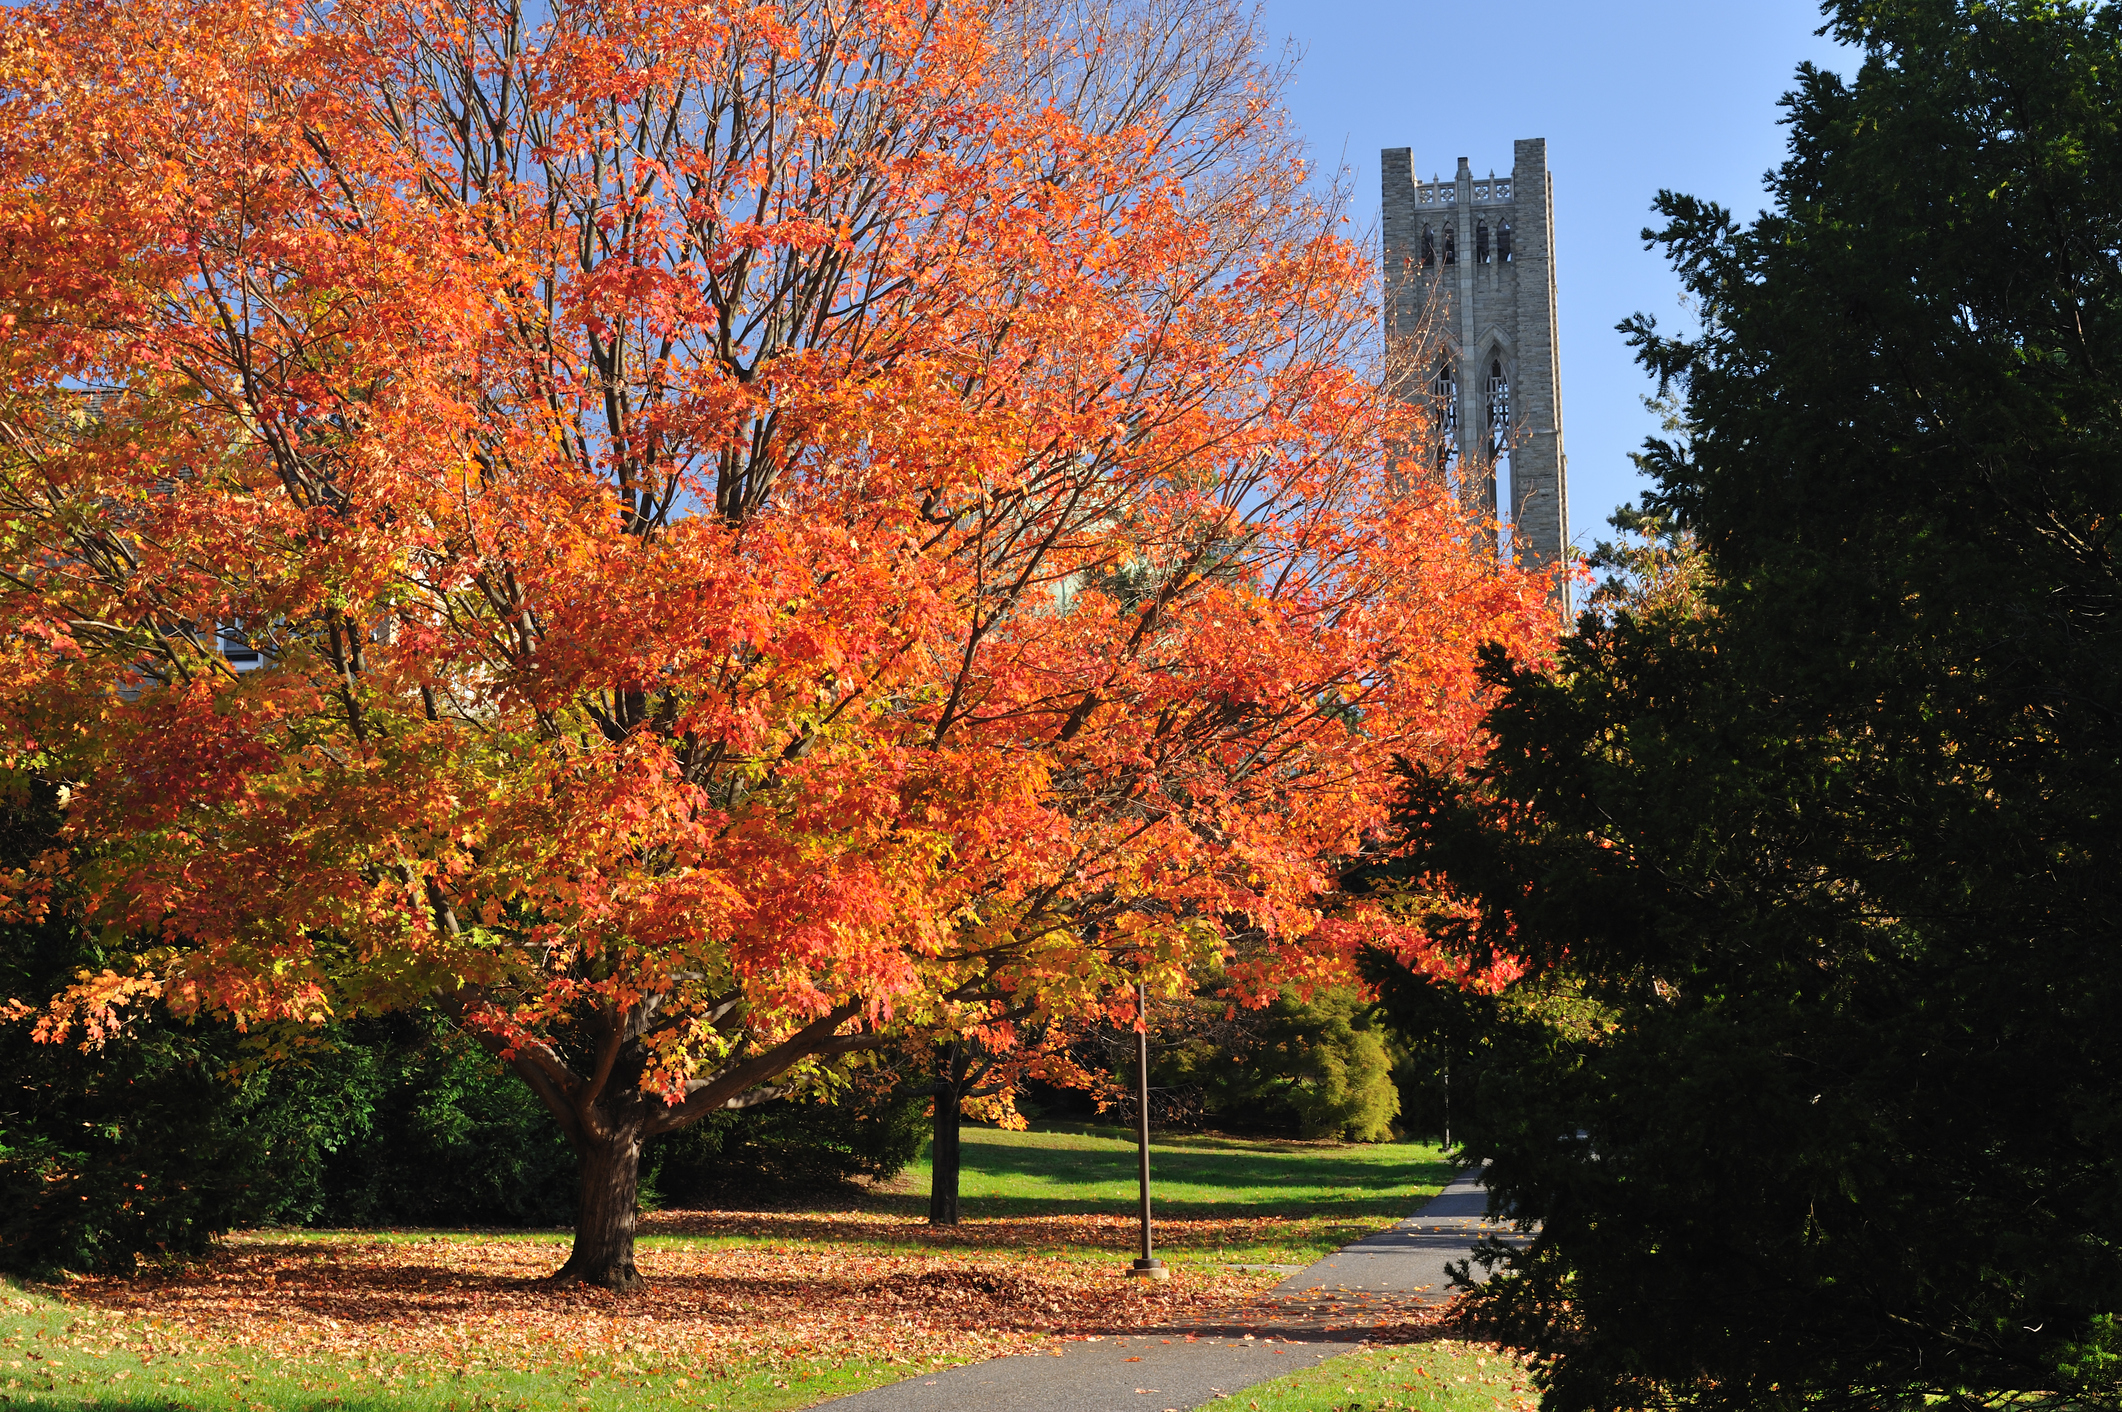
[0,1125,1461,1410]
[898,1122,1456,1263]
[1219,1339,1536,1412]
[0,1275,898,1411]
[907,1123,1451,1215]
[635,1122,1456,1267]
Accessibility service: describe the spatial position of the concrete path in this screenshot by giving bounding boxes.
[813,1166,1509,1412]
[1268,1164,1504,1302]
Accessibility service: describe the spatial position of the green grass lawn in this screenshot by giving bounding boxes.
[1219,1340,1535,1412]
[905,1122,1449,1220]
[0,1274,976,1412]
[900,1122,1457,1264]
[642,1122,1458,1267]
[0,1123,1466,1411]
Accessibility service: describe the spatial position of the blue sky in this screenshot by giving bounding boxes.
[1260,0,1857,550]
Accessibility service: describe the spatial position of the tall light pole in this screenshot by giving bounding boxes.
[1127,978,1167,1281]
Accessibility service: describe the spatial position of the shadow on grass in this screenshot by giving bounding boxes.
[864,1192,1430,1220]
[635,1130,1458,1251]
[40,1257,1003,1327]
[947,1150,1450,1192]
[1021,1122,1408,1152]
[914,1134,1458,1216]
[639,1207,1422,1258]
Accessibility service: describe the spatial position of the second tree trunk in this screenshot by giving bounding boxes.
[928,1040,966,1226]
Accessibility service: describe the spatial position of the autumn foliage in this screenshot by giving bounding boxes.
[0,0,1551,1284]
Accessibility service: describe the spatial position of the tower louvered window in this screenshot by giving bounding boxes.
[1487,359,1510,453]
[1433,360,1459,467]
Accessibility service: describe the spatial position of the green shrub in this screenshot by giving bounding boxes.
[3,778,576,1270]
[302,1015,579,1229]
[1154,987,1401,1142]
[0,917,355,1271]
[1,960,578,1271]
[647,1071,927,1202]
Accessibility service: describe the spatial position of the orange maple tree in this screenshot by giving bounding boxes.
[0,0,1552,1286]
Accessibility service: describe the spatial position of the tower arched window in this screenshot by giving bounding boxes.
[1497,221,1513,263]
[1442,225,1456,265]
[1421,224,1436,267]
[1476,220,1491,264]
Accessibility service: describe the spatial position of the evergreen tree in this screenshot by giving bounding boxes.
[1379,3,2122,1408]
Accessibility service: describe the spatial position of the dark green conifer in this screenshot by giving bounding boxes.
[1375,4,2122,1407]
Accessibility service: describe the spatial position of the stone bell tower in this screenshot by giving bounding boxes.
[1381,138,1568,583]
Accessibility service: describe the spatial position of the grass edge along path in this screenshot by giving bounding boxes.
[1215,1339,1535,1412]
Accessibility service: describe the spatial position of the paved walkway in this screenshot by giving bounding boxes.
[814,1166,1509,1412]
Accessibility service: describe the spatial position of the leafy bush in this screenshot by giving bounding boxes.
[647,1071,928,1202]
[0,910,349,1271]
[1151,987,1401,1142]
[3,779,578,1271]
[1,974,577,1272]
[191,1016,580,1233]
[300,1016,579,1229]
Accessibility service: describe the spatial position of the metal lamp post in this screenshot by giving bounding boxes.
[1126,978,1168,1281]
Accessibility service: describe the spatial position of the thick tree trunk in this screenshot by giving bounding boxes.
[483,996,874,1294]
[554,1119,646,1292]
[928,1041,963,1227]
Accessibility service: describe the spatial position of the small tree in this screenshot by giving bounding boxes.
[0,0,1550,1287]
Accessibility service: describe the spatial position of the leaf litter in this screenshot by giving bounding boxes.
[3,1228,1283,1408]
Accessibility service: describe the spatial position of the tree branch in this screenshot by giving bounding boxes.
[642,1002,866,1136]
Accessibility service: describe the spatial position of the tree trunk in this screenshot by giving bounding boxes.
[554,1118,646,1292]
[928,1041,963,1227]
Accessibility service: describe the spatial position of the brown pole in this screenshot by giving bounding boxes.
[1128,978,1167,1279]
